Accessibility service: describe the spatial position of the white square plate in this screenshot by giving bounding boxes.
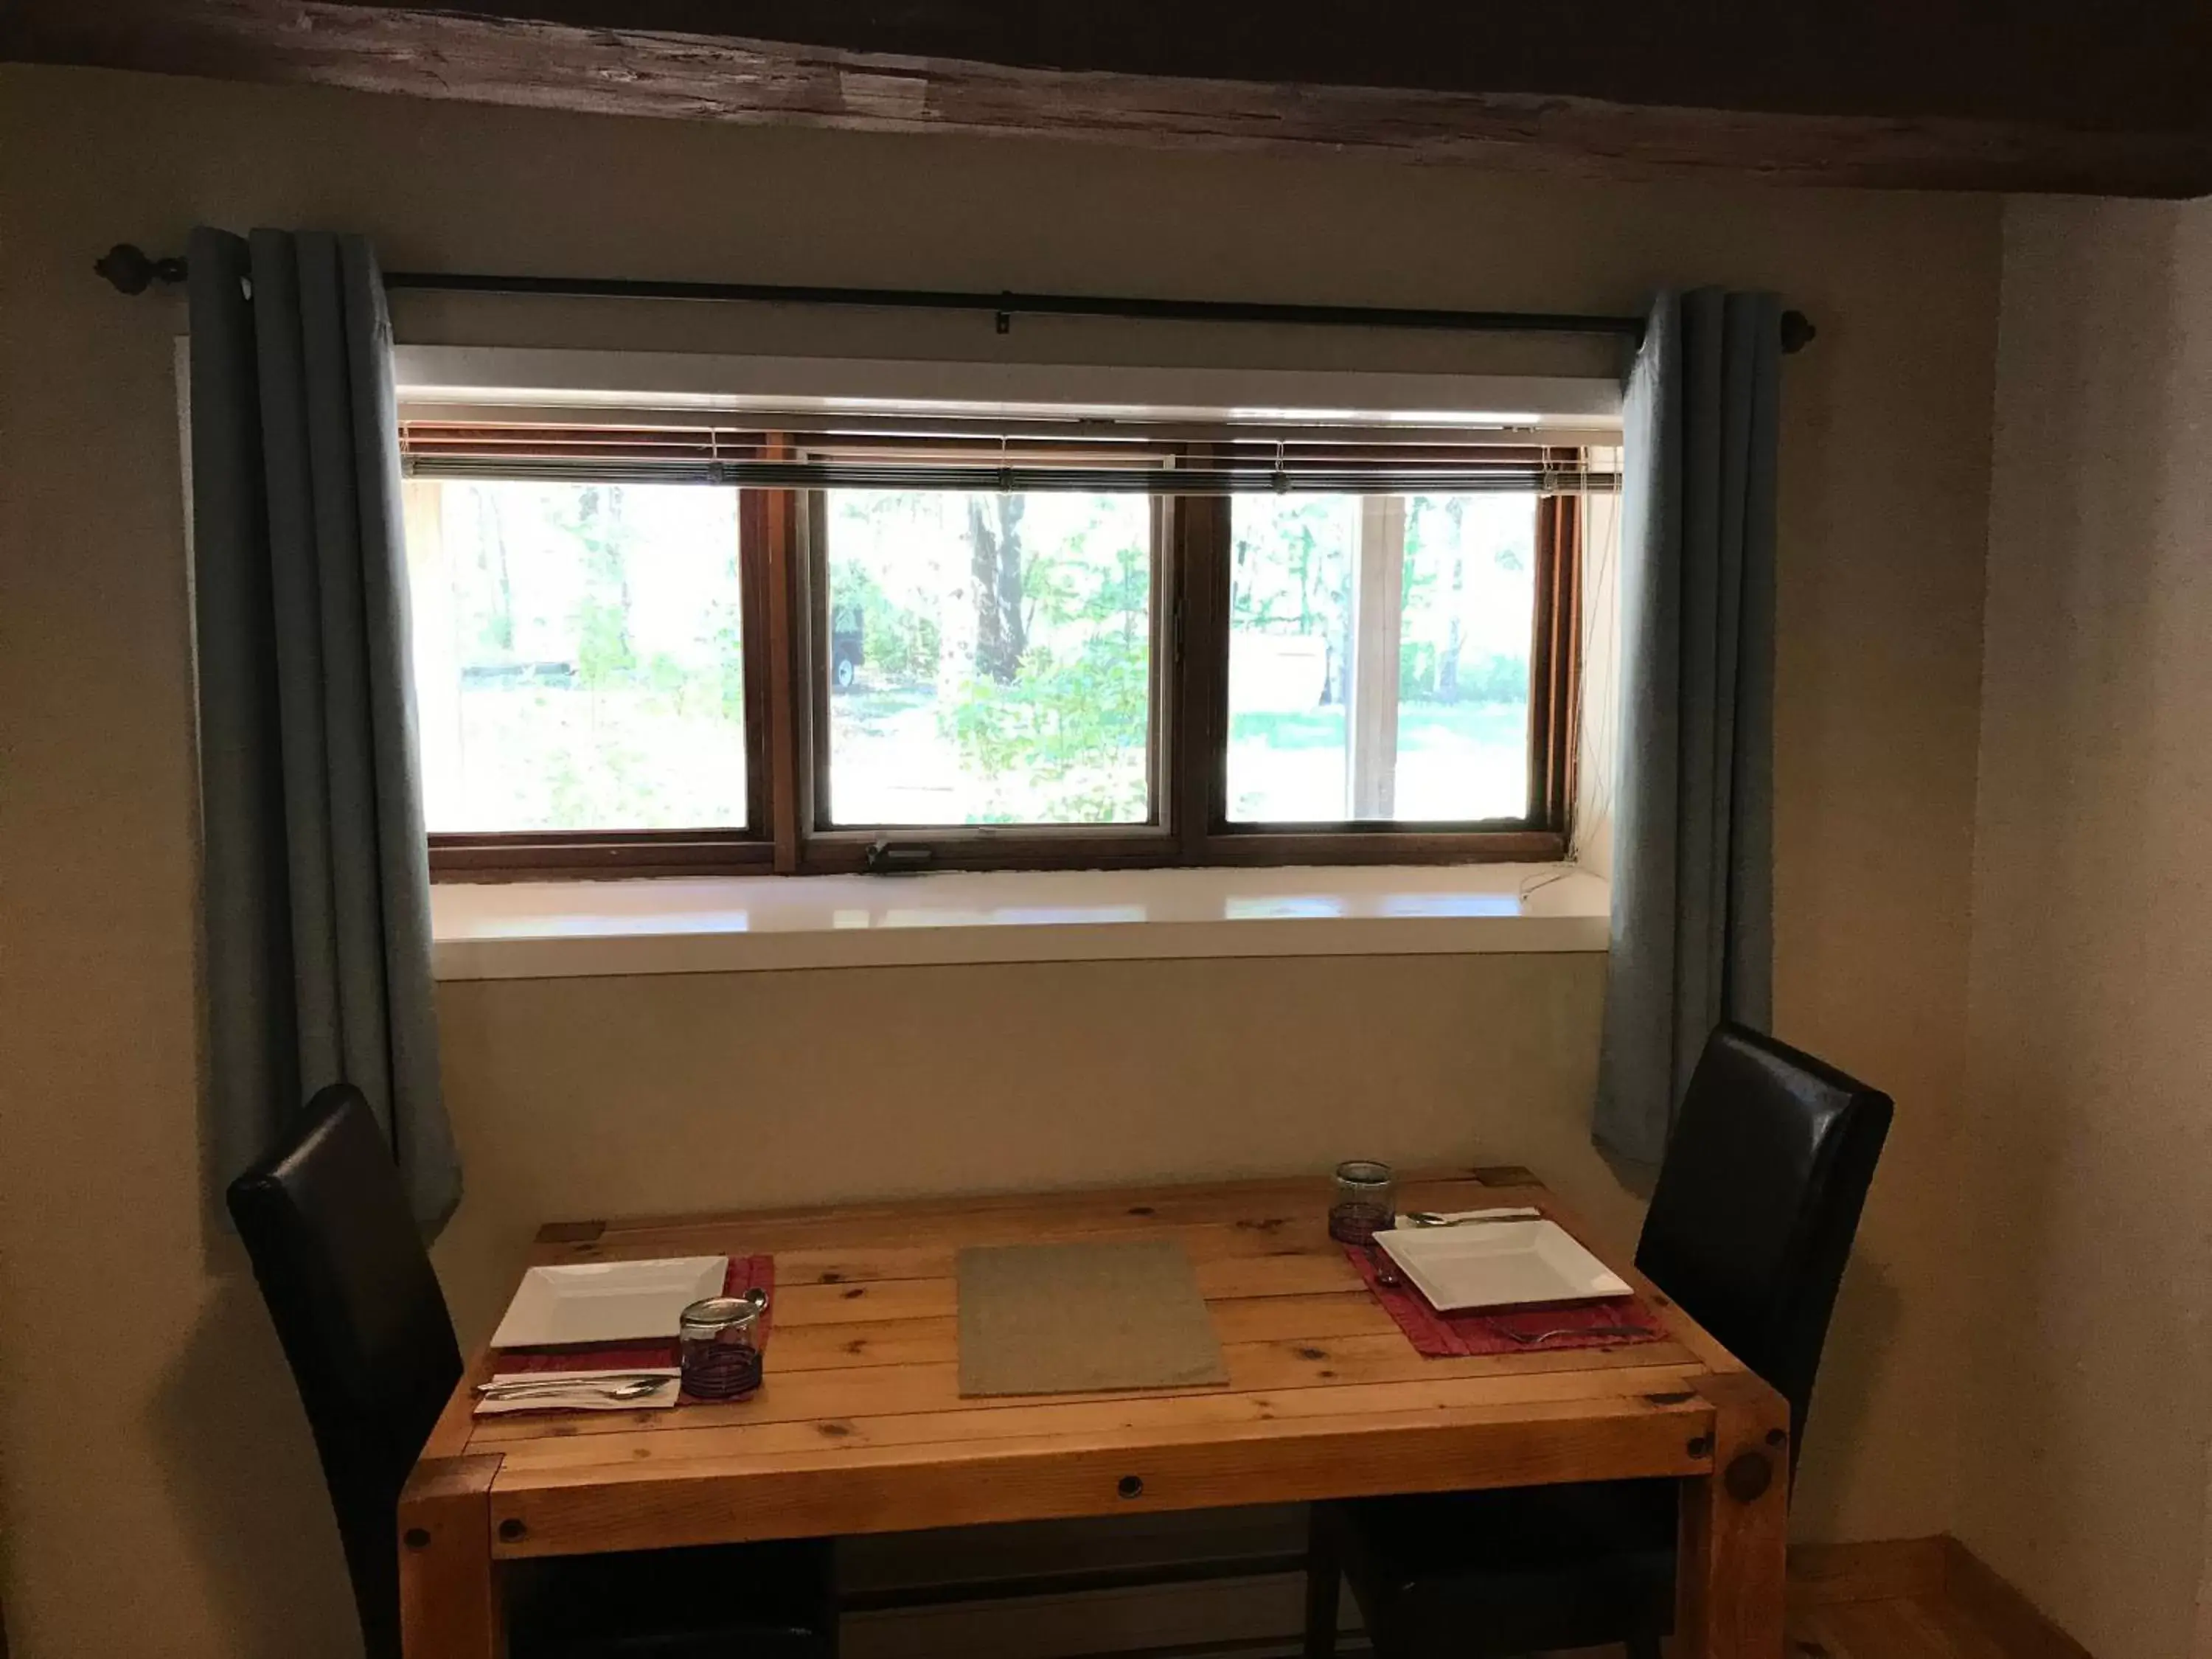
[489,1256,728,1349]
[1376,1220,1630,1312]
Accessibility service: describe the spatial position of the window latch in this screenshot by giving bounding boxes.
[863,839,933,876]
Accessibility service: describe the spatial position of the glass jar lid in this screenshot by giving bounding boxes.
[681,1290,766,1335]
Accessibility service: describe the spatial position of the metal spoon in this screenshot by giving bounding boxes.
[477,1376,672,1402]
[1405,1210,1539,1228]
[1364,1242,1405,1290]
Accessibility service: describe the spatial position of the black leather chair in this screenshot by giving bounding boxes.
[1304,1023,1893,1659]
[228,1083,838,1659]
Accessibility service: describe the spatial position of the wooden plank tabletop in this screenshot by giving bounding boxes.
[437,1169,1750,1562]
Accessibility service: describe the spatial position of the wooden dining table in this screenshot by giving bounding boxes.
[399,1168,1788,1658]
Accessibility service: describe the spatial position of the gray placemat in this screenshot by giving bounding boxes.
[956,1239,1230,1397]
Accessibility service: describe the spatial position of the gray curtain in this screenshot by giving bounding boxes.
[1593,289,1780,1166]
[190,227,460,1228]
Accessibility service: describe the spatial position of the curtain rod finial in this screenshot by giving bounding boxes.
[95,243,187,296]
[1780,309,1817,355]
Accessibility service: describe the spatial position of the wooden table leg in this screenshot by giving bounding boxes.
[400,1454,504,1659]
[1677,1374,1790,1659]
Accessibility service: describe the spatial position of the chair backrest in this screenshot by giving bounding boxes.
[227,1083,462,1659]
[1634,1023,1892,1468]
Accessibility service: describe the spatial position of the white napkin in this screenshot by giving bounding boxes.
[473,1367,681,1416]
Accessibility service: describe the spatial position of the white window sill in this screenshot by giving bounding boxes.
[429,863,1610,981]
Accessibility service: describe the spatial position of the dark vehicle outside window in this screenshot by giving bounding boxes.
[830,602,866,691]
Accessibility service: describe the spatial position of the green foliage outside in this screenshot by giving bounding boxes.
[566,486,638,690]
[941,514,1149,821]
[1228,700,1528,752]
[832,558,942,681]
[1399,644,1526,704]
[707,604,745,723]
[1231,496,1352,633]
[428,479,750,832]
[944,630,1150,821]
[429,477,1539,833]
[535,483,744,728]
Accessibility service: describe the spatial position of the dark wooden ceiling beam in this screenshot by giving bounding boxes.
[7,0,2211,197]
[310,1,2209,136]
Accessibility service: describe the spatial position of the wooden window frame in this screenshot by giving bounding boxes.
[780,487,1184,876]
[420,438,1581,880]
[422,470,775,882]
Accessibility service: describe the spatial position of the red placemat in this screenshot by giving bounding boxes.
[491,1253,774,1382]
[1344,1244,1667,1357]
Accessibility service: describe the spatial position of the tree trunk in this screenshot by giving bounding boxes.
[476,486,515,652]
[969,494,1027,683]
[574,482,636,688]
[1439,498,1467,700]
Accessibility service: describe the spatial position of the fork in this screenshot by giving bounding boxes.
[1501,1324,1647,1346]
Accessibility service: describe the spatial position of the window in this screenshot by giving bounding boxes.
[406,479,750,833]
[817,489,1157,827]
[1225,493,1539,824]
[399,416,1598,877]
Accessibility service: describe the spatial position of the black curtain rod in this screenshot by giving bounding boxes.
[92,243,1818,353]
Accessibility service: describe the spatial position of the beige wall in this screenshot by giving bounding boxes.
[1959,197,2212,1659]
[0,64,1997,1658]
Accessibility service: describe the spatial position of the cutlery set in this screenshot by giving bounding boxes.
[476,1374,674,1402]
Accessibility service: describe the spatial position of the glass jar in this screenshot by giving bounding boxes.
[679,1290,767,1401]
[1329,1160,1395,1245]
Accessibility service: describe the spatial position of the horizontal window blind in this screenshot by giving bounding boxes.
[400,420,1618,495]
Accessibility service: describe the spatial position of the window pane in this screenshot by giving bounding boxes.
[403,479,748,832]
[1225,495,1356,821]
[1227,493,1534,822]
[821,490,1152,826]
[1397,494,1535,820]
